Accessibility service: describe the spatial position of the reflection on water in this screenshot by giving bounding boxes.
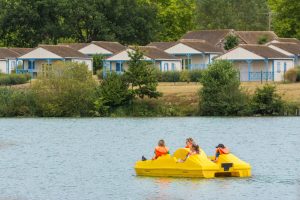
[0,117,299,200]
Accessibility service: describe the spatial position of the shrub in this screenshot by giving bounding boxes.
[198,60,247,116]
[0,88,36,117]
[257,35,269,44]
[180,70,191,83]
[296,67,300,82]
[159,71,181,82]
[32,61,97,117]
[96,69,103,80]
[93,54,105,74]
[189,70,203,82]
[224,35,239,50]
[284,68,297,82]
[94,73,132,116]
[250,84,284,115]
[0,74,29,85]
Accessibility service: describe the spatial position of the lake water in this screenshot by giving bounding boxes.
[0,118,299,200]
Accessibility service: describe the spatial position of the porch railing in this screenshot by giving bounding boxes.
[249,72,274,81]
[189,64,207,70]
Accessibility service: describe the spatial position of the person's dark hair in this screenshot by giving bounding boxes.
[192,143,200,154]
[158,139,165,147]
[186,138,194,143]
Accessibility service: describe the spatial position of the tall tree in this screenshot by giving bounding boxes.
[147,0,196,41]
[0,0,67,47]
[196,0,269,31]
[270,0,300,39]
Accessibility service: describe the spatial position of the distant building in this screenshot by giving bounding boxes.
[17,45,92,77]
[148,39,223,70]
[181,29,278,50]
[63,41,126,57]
[215,44,294,82]
[268,42,300,66]
[0,48,32,74]
[104,46,182,75]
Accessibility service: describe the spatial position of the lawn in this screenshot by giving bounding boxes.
[157,82,300,106]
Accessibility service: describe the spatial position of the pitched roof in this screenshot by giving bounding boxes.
[0,48,20,59]
[39,45,88,58]
[180,40,223,53]
[240,45,290,59]
[137,46,179,60]
[147,42,178,50]
[9,48,33,56]
[269,43,300,55]
[61,43,90,51]
[235,31,278,44]
[92,41,126,54]
[181,29,233,46]
[275,38,300,44]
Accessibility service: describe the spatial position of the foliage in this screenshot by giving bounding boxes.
[284,68,298,82]
[0,88,36,117]
[0,0,158,47]
[147,0,196,41]
[32,61,97,117]
[93,54,105,74]
[250,84,284,115]
[296,66,300,82]
[94,73,132,116]
[196,0,269,30]
[180,70,191,83]
[96,69,103,80]
[125,48,161,99]
[224,35,239,50]
[270,0,300,39]
[158,70,203,82]
[257,35,269,44]
[198,60,247,116]
[0,73,30,85]
[158,71,181,82]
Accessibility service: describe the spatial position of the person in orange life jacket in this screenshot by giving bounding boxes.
[213,144,230,162]
[178,143,200,163]
[152,139,170,160]
[185,138,194,149]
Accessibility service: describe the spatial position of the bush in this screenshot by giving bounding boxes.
[159,71,181,82]
[284,68,297,82]
[32,61,97,117]
[224,35,239,50]
[296,67,300,82]
[96,69,103,80]
[180,70,191,83]
[250,84,284,115]
[198,60,247,116]
[189,70,203,82]
[94,73,132,116]
[0,74,29,85]
[0,88,36,117]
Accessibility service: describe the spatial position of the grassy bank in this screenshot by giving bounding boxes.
[155,82,300,116]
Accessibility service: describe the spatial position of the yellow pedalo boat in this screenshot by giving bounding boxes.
[134,148,251,178]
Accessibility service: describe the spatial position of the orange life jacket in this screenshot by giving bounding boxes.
[216,147,230,155]
[154,146,169,159]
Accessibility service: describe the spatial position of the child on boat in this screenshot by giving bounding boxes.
[185,137,194,149]
[152,139,170,160]
[142,139,170,161]
[178,143,200,162]
[213,144,230,162]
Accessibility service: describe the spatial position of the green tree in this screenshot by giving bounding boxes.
[0,0,67,47]
[147,0,196,41]
[93,54,105,74]
[196,0,269,30]
[270,0,300,39]
[125,48,161,99]
[32,61,97,117]
[199,60,247,116]
[224,35,239,50]
[250,84,284,115]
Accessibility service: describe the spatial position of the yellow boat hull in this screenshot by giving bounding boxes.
[135,148,251,178]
